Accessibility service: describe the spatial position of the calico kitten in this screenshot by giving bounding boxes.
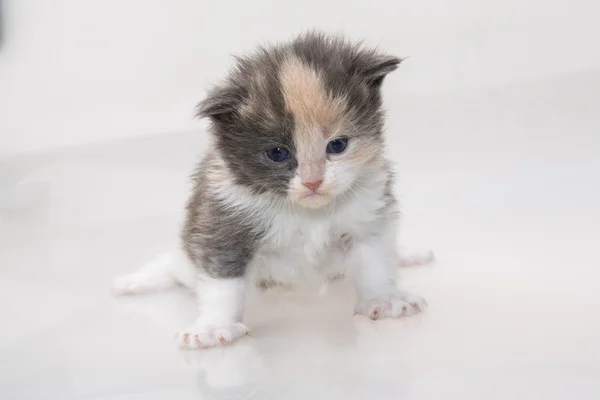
[113,32,433,349]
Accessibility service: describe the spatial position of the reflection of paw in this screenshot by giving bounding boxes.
[180,342,265,388]
[176,322,250,349]
[398,249,435,267]
[355,291,427,320]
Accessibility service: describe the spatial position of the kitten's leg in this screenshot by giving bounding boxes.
[350,225,427,319]
[113,251,248,348]
[398,247,435,267]
[112,252,196,295]
[176,275,249,349]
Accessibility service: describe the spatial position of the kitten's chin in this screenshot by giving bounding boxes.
[294,192,332,209]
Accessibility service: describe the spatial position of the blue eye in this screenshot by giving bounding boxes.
[326,138,349,154]
[265,147,291,162]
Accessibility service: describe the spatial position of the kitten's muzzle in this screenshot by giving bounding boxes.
[303,180,323,192]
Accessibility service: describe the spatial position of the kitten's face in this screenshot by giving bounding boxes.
[199,33,400,209]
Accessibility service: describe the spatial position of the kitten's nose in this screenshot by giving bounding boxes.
[303,180,323,192]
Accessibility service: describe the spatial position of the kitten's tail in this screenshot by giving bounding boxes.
[112,251,196,296]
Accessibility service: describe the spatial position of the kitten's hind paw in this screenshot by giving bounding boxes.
[111,253,177,296]
[398,248,435,267]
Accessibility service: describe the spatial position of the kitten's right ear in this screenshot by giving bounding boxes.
[352,47,404,89]
[196,86,240,122]
[363,55,402,86]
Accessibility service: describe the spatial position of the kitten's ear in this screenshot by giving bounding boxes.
[196,85,240,122]
[359,53,403,87]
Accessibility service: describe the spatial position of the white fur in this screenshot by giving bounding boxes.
[112,253,177,295]
[113,156,430,348]
[176,276,249,349]
[112,253,250,349]
[210,158,390,289]
[112,252,196,295]
[347,223,427,319]
[211,157,428,318]
[398,248,436,267]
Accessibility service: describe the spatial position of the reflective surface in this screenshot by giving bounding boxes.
[1,72,600,399]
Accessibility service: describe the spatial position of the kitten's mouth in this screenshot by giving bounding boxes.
[297,191,331,208]
[302,191,326,199]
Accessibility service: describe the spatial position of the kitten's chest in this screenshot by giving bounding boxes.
[250,197,384,286]
[268,214,343,255]
[251,217,346,287]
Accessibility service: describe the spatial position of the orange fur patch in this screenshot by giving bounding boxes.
[279,56,346,130]
[279,56,347,182]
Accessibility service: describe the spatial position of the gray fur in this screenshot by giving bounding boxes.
[182,154,267,279]
[184,31,401,279]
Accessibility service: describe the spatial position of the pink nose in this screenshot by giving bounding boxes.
[303,180,323,192]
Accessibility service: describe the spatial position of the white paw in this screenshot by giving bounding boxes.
[112,272,174,295]
[111,273,150,295]
[112,253,177,296]
[355,291,427,320]
[176,322,250,349]
[398,248,435,267]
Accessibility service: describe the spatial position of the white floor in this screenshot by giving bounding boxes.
[1,70,600,400]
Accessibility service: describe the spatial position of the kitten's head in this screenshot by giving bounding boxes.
[198,32,401,209]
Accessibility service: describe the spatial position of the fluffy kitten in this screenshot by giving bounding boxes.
[113,32,432,349]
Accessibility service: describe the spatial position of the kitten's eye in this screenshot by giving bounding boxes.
[326,138,349,154]
[265,147,291,162]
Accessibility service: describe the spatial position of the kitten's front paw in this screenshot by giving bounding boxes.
[176,322,250,349]
[355,291,427,320]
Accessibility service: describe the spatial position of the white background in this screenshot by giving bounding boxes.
[1,2,600,399]
[1,0,599,155]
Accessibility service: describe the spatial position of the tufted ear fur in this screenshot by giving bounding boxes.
[196,85,242,122]
[357,53,403,87]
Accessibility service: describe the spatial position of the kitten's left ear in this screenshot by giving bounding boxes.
[360,54,403,87]
[196,85,241,122]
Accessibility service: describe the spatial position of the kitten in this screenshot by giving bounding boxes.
[113,32,433,349]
